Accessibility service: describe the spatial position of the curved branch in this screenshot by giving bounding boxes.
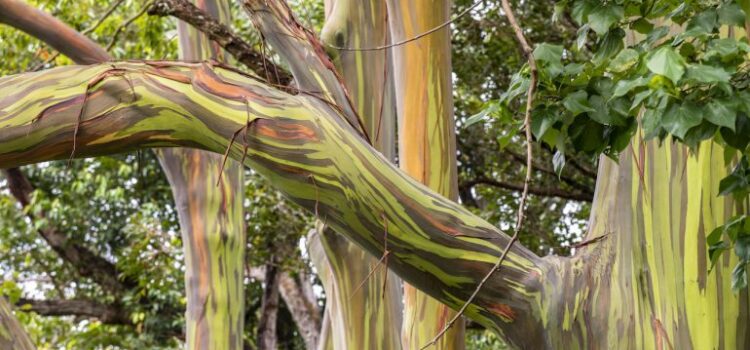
[0,62,549,347]
[0,0,110,65]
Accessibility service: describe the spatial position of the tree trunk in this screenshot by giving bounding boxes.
[549,136,750,349]
[0,296,34,350]
[277,272,321,350]
[309,0,403,349]
[385,0,465,348]
[248,265,323,350]
[257,262,280,350]
[156,2,246,350]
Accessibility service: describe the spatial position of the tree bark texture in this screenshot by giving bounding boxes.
[0,60,542,347]
[308,0,403,349]
[385,0,465,348]
[257,263,280,350]
[155,2,246,350]
[0,297,34,350]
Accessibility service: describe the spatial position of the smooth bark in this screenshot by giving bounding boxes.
[310,0,403,349]
[385,0,465,348]
[0,0,110,65]
[156,2,246,349]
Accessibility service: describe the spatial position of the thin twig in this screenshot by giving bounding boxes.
[349,251,390,299]
[105,1,155,52]
[325,1,482,51]
[420,0,538,347]
[82,0,128,36]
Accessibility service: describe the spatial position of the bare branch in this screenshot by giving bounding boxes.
[2,168,133,295]
[461,178,593,202]
[16,298,131,325]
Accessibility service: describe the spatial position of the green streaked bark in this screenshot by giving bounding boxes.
[0,61,543,347]
[549,135,750,349]
[308,0,403,349]
[0,297,34,350]
[156,2,246,349]
[385,0,464,348]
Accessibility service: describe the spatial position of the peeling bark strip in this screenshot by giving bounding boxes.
[385,0,465,348]
[0,62,544,347]
[155,1,246,350]
[0,297,34,350]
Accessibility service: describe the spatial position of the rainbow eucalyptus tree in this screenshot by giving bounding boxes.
[155,1,246,349]
[385,1,465,347]
[310,0,404,349]
[0,1,246,348]
[1,0,750,349]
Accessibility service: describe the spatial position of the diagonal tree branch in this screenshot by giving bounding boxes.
[0,0,110,65]
[148,0,292,85]
[0,296,34,350]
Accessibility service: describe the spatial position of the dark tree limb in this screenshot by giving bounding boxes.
[16,298,131,325]
[148,0,291,85]
[504,148,595,194]
[460,177,593,202]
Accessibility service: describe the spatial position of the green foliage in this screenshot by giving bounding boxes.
[707,215,750,290]
[466,0,750,280]
[454,0,592,256]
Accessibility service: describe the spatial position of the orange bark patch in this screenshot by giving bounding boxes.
[254,119,318,142]
[194,64,271,103]
[488,303,516,322]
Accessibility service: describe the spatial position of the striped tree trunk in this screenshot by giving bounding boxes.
[385,0,465,348]
[308,0,403,349]
[155,1,246,349]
